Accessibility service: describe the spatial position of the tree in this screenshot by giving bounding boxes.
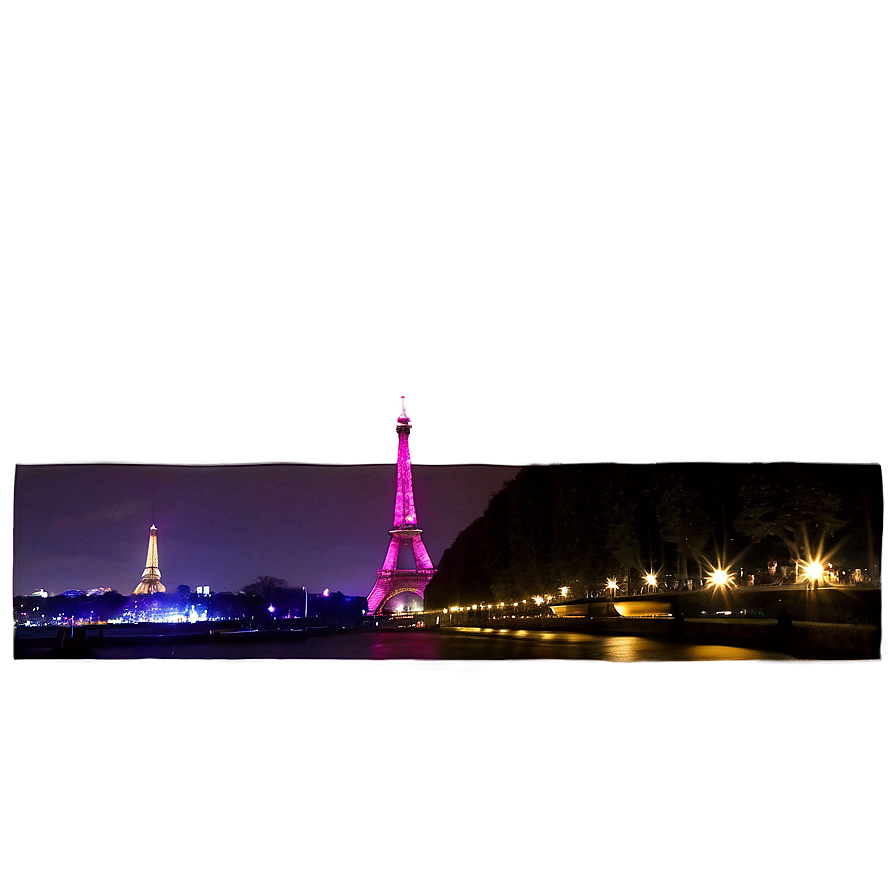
[603,498,641,594]
[596,466,647,595]
[655,474,713,585]
[734,467,845,565]
[241,575,288,627]
[243,575,288,600]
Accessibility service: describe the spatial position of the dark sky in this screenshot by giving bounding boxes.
[0,0,896,893]
[13,462,520,597]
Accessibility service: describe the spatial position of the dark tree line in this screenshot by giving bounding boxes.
[424,463,882,607]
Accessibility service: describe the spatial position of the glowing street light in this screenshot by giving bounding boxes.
[802,560,826,592]
[644,572,658,592]
[606,578,619,596]
[708,567,735,590]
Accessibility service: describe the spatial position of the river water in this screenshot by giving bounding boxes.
[19,625,794,660]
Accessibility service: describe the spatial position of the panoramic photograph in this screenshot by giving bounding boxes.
[14,400,882,661]
[6,4,892,895]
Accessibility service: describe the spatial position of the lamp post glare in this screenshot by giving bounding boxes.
[804,560,825,592]
[708,567,734,589]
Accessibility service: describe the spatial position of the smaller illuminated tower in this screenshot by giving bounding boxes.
[133,523,166,595]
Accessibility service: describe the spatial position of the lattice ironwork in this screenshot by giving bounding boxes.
[133,524,166,595]
[366,398,437,616]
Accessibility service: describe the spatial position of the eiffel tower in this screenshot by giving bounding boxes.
[366,397,437,616]
[133,523,166,595]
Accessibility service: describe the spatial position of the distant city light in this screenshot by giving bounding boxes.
[322,588,330,597]
[560,586,569,598]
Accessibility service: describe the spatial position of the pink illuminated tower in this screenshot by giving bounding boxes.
[366,397,437,616]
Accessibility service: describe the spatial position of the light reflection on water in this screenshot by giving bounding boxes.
[390,628,790,661]
[37,626,793,660]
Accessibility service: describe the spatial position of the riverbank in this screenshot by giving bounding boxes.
[11,620,335,659]
[13,586,882,660]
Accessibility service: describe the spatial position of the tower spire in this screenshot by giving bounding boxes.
[393,396,417,529]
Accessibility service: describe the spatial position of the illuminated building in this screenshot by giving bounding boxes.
[366,397,437,616]
[133,523,166,595]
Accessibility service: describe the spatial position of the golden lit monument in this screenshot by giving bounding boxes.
[133,523,166,595]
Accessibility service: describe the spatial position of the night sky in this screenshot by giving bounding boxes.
[13,462,519,597]
[0,0,896,893]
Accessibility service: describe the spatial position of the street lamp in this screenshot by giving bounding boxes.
[708,567,735,590]
[805,561,824,592]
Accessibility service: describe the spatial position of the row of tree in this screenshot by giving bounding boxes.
[424,463,882,606]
